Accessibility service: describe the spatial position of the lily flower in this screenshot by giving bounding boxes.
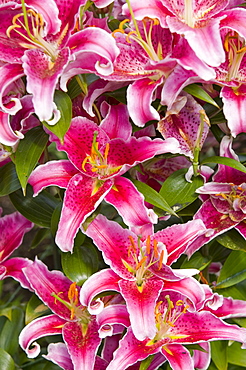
[0,0,119,122]
[80,214,207,341]
[186,135,246,256]
[0,208,33,289]
[19,258,106,370]
[105,290,246,370]
[29,106,180,252]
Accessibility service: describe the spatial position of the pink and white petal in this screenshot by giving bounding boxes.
[22,48,70,122]
[43,342,73,370]
[167,16,226,67]
[172,38,216,80]
[0,111,23,146]
[0,257,33,290]
[56,175,113,252]
[106,328,160,370]
[186,199,236,257]
[193,342,210,370]
[26,0,61,35]
[29,160,79,196]
[161,65,205,109]
[127,78,162,127]
[0,64,24,114]
[152,219,207,265]
[107,136,180,175]
[23,258,73,319]
[119,278,164,341]
[122,0,171,28]
[221,85,246,137]
[19,314,66,358]
[100,102,132,140]
[0,211,33,262]
[167,311,246,346]
[82,79,126,117]
[220,8,246,40]
[162,277,206,311]
[213,135,246,184]
[62,319,101,370]
[79,269,121,314]
[97,304,130,338]
[85,214,139,280]
[105,176,158,230]
[162,344,194,370]
[53,117,109,173]
[205,295,246,319]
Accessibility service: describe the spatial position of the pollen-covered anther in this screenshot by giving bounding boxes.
[111,18,130,38]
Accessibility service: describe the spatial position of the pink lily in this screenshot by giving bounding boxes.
[123,0,246,67]
[80,214,207,341]
[0,0,119,122]
[19,258,105,370]
[0,208,33,289]
[29,106,180,252]
[186,135,246,256]
[105,290,246,370]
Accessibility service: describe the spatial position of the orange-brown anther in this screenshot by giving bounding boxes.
[136,256,147,270]
[146,235,151,255]
[153,239,159,258]
[158,250,164,270]
[68,282,79,305]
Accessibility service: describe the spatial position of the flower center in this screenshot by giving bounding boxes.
[122,235,167,289]
[52,282,90,335]
[147,295,190,344]
[224,31,246,81]
[6,0,58,61]
[112,17,162,63]
[82,131,122,177]
[214,183,246,211]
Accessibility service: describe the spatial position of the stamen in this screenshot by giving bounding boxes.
[136,256,147,270]
[158,250,164,270]
[146,235,151,255]
[153,239,159,258]
[112,18,130,38]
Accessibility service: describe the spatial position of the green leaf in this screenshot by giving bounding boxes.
[211,341,228,370]
[0,348,15,370]
[9,185,60,228]
[217,229,246,252]
[201,156,246,173]
[61,242,99,285]
[43,90,72,144]
[106,86,127,104]
[183,84,219,108]
[0,161,21,196]
[25,295,49,324]
[216,251,246,289]
[15,126,49,194]
[0,308,24,355]
[227,342,246,367]
[132,179,178,217]
[139,355,155,370]
[181,252,211,271]
[159,168,203,211]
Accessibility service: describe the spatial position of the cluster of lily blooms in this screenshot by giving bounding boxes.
[1,0,246,369]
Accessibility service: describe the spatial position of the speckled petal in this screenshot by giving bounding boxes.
[62,319,101,370]
[161,344,194,370]
[23,258,73,319]
[56,175,113,252]
[105,176,158,230]
[19,314,66,358]
[22,48,70,122]
[119,278,164,341]
[99,102,132,141]
[0,257,33,289]
[79,269,121,314]
[221,85,246,137]
[85,214,138,280]
[0,64,24,114]
[127,78,162,127]
[0,211,33,262]
[43,343,73,370]
[29,160,79,195]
